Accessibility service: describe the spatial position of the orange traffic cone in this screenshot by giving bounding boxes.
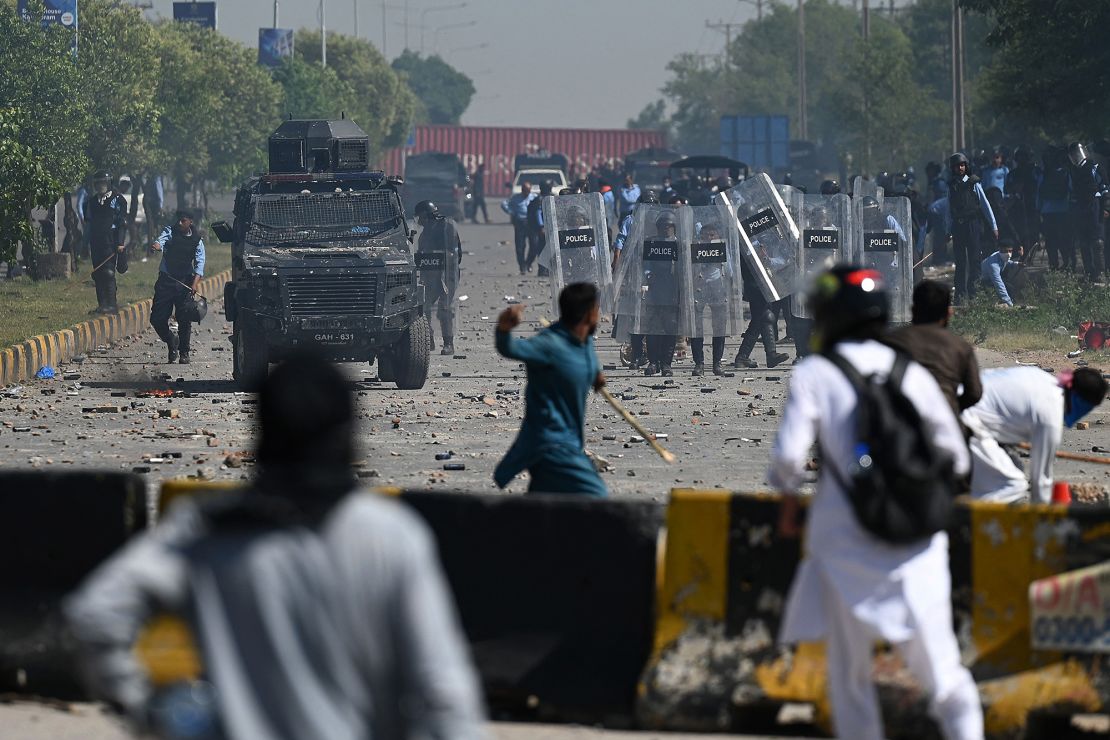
[1051,481,1071,504]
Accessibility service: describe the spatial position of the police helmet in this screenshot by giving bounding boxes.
[654,211,677,233]
[1014,147,1032,165]
[949,152,969,171]
[92,171,112,184]
[715,175,733,192]
[638,190,659,205]
[566,206,589,228]
[413,200,439,220]
[809,265,889,352]
[860,195,880,211]
[819,179,840,195]
[178,293,208,324]
[1068,142,1089,168]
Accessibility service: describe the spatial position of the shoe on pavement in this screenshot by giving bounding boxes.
[644,362,658,376]
[732,354,757,369]
[179,352,191,365]
[767,352,789,368]
[167,343,179,364]
[692,363,704,377]
[660,365,674,377]
[712,362,725,376]
[440,342,454,356]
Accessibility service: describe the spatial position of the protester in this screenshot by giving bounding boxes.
[470,162,489,224]
[961,366,1107,503]
[771,266,982,740]
[884,279,982,418]
[493,283,608,497]
[617,173,640,220]
[980,242,1019,307]
[149,210,205,364]
[65,352,488,740]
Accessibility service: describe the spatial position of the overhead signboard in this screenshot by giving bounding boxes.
[18,0,78,29]
[173,1,216,30]
[258,28,294,68]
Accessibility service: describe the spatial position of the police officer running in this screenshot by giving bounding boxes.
[150,210,206,364]
[414,200,463,356]
[83,171,128,315]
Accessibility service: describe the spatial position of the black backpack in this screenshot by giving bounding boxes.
[822,351,958,544]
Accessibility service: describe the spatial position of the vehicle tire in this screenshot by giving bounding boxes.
[376,351,395,383]
[233,317,269,390]
[392,314,431,390]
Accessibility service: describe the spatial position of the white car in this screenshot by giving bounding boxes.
[511,168,568,196]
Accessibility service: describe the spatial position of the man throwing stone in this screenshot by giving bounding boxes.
[494,283,608,497]
[150,210,205,364]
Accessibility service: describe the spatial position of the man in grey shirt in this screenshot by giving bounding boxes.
[65,352,487,740]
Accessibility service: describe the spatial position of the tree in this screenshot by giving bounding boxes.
[77,0,161,175]
[273,56,360,122]
[959,0,1110,139]
[390,50,475,125]
[296,31,417,155]
[0,1,90,263]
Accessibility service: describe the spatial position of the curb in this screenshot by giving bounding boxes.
[0,269,231,386]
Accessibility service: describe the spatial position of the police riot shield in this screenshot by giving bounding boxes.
[612,204,693,340]
[851,176,883,201]
[853,194,913,324]
[716,172,801,303]
[414,217,460,295]
[541,193,613,315]
[687,204,744,339]
[793,193,853,319]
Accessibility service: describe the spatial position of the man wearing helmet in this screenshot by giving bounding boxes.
[82,171,128,314]
[946,153,998,304]
[612,190,659,369]
[642,211,681,376]
[771,266,981,740]
[1067,142,1106,281]
[149,210,206,364]
[414,200,463,356]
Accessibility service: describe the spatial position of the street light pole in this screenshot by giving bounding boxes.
[273,0,279,26]
[421,3,467,54]
[354,0,358,38]
[951,0,965,151]
[798,0,807,140]
[432,19,475,55]
[321,0,327,67]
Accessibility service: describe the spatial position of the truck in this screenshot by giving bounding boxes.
[210,118,430,390]
[402,151,468,219]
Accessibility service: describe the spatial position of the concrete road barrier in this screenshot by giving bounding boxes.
[0,471,147,697]
[639,490,1110,739]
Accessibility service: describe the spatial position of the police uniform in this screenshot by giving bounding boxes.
[150,223,205,362]
[416,216,462,353]
[83,189,128,313]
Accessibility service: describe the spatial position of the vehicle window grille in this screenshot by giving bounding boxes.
[284,273,378,317]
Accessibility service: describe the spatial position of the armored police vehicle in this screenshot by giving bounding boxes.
[210,118,430,389]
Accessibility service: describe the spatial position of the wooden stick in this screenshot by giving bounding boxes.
[1017,442,1110,466]
[598,386,677,464]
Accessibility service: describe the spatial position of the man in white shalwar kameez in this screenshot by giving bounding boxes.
[769,266,983,740]
[960,366,1107,503]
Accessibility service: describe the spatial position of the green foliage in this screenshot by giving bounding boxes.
[959,0,1110,139]
[77,0,160,173]
[273,56,360,122]
[390,50,475,125]
[627,100,670,138]
[951,272,1110,348]
[296,30,418,154]
[0,108,63,264]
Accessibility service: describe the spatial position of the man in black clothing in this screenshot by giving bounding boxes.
[82,171,128,314]
[149,210,205,364]
[414,200,463,355]
[526,180,554,275]
[947,153,998,304]
[470,162,489,224]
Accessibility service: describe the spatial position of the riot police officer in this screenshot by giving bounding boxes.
[150,210,206,364]
[414,200,462,356]
[1067,142,1106,281]
[947,153,998,304]
[82,171,127,314]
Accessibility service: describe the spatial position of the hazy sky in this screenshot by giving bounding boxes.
[143,0,760,129]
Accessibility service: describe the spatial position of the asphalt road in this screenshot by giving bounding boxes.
[1,219,1108,739]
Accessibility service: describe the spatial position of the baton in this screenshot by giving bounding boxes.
[1017,442,1110,466]
[598,386,677,464]
[90,252,117,276]
[912,253,931,270]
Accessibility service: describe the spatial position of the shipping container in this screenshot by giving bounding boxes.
[378,125,667,197]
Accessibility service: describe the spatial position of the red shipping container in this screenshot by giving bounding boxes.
[378,125,667,197]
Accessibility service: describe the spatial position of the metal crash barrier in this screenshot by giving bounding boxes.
[640,489,1110,738]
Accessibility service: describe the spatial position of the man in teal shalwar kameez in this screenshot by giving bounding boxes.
[494,283,608,497]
